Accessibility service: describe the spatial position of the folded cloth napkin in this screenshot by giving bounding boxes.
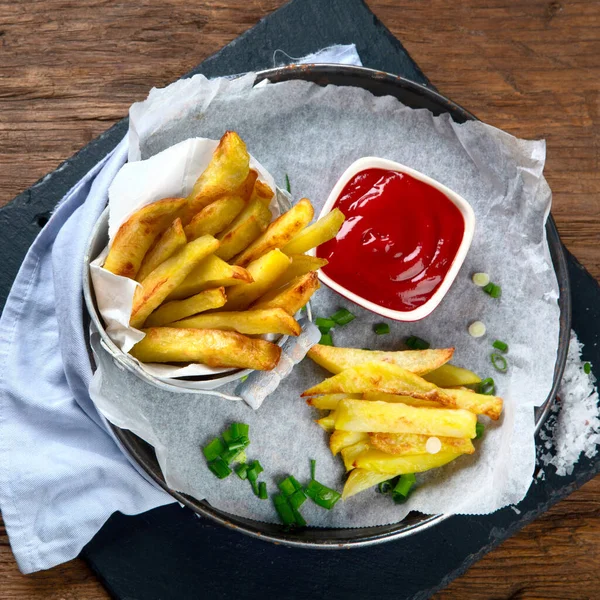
[0,44,362,574]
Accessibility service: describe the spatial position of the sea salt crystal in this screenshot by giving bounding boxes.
[539,331,600,475]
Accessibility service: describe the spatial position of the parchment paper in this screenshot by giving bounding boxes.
[89,73,560,523]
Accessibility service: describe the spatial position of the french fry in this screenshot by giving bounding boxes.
[423,364,481,387]
[235,169,258,202]
[306,393,359,410]
[136,217,187,282]
[186,131,250,218]
[271,254,328,290]
[221,249,291,311]
[104,197,187,278]
[233,198,314,267]
[167,255,252,301]
[362,391,443,409]
[369,433,475,456]
[282,208,345,255]
[130,235,219,329]
[215,199,272,261]
[129,327,281,371]
[249,178,275,206]
[342,469,394,500]
[144,288,227,328]
[251,271,319,315]
[341,440,372,471]
[184,196,245,240]
[444,388,504,421]
[316,412,336,432]
[329,431,369,456]
[334,399,477,438]
[171,308,301,336]
[301,361,455,406]
[307,345,454,376]
[353,450,463,475]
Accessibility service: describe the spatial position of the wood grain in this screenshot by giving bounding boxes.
[0,0,599,598]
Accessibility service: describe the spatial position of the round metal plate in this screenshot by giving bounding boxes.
[98,64,572,548]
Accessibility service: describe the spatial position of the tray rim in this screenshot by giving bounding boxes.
[95,63,572,549]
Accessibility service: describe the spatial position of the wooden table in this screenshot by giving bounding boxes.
[1,1,599,598]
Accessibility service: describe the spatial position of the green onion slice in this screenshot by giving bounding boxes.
[231,422,249,438]
[305,480,341,510]
[258,482,268,500]
[235,464,248,480]
[320,332,333,346]
[310,459,317,480]
[479,377,496,395]
[490,284,502,298]
[291,506,306,527]
[208,457,232,479]
[491,353,508,373]
[374,323,390,335]
[273,494,296,525]
[285,174,291,194]
[330,308,355,325]
[202,438,225,461]
[475,422,485,439]
[289,489,307,509]
[378,480,393,494]
[247,460,264,483]
[406,335,429,349]
[393,473,416,498]
[492,340,508,352]
[315,317,336,334]
[584,362,591,375]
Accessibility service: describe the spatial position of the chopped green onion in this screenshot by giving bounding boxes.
[406,335,430,350]
[479,377,496,395]
[584,362,591,375]
[235,463,249,480]
[291,506,306,527]
[468,321,486,338]
[393,492,410,504]
[305,479,341,510]
[246,460,264,483]
[320,332,334,346]
[491,353,508,373]
[208,457,232,479]
[225,436,249,452]
[475,422,485,439]
[483,282,502,298]
[315,317,336,334]
[231,423,249,438]
[482,282,494,294]
[492,340,509,353]
[300,305,307,312]
[258,482,268,500]
[288,489,307,509]
[472,272,490,287]
[374,323,390,335]
[240,374,248,383]
[393,473,416,498]
[378,480,393,494]
[310,459,317,480]
[273,494,296,525]
[278,477,297,496]
[202,438,225,461]
[285,174,291,194]
[331,308,355,325]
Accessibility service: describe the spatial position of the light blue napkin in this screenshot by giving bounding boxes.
[0,45,362,574]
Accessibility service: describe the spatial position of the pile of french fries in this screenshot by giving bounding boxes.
[302,344,503,500]
[101,131,345,371]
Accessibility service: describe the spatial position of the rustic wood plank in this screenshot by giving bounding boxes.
[0,1,598,599]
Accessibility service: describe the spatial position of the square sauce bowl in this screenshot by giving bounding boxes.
[311,157,475,322]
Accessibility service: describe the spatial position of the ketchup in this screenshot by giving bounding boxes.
[317,168,465,312]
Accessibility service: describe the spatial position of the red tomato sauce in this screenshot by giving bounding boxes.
[317,168,465,312]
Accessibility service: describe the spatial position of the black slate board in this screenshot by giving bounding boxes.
[1,0,598,598]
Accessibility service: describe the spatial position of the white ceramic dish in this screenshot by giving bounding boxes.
[311,157,476,322]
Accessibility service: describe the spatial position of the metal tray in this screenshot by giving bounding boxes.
[88,64,572,549]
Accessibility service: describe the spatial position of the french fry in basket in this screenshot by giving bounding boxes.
[342,469,394,500]
[329,431,369,456]
[306,393,359,410]
[423,364,481,387]
[170,308,301,337]
[184,196,245,240]
[301,361,455,406]
[186,131,250,218]
[221,249,291,311]
[444,388,503,421]
[307,344,454,376]
[282,208,345,255]
[334,399,477,438]
[144,288,227,328]
[352,450,463,475]
[316,412,336,432]
[104,197,187,279]
[249,178,274,206]
[340,440,372,471]
[167,255,252,301]
[233,198,314,267]
[130,235,219,329]
[235,169,258,202]
[362,391,443,409]
[136,217,187,282]
[216,216,264,262]
[129,327,281,370]
[369,433,475,456]
[271,254,328,290]
[251,271,319,315]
